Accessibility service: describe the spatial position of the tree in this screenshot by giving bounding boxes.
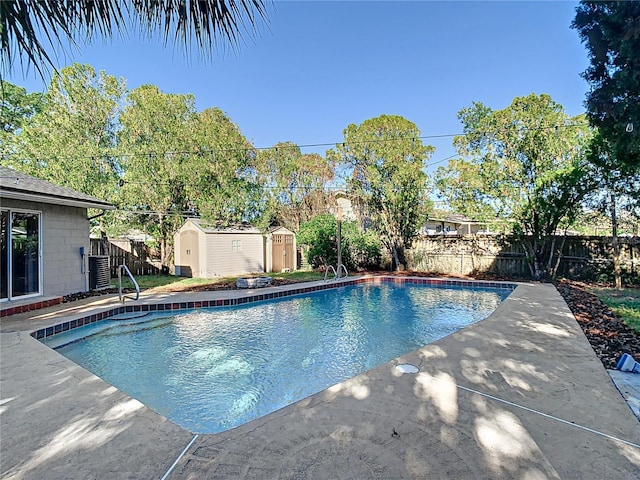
[297,214,381,271]
[583,131,640,288]
[3,63,125,202]
[118,86,260,269]
[117,84,196,269]
[573,2,640,287]
[435,94,592,281]
[257,142,335,232]
[1,0,268,79]
[0,80,43,161]
[0,80,43,134]
[184,106,262,225]
[331,115,433,271]
[573,1,640,171]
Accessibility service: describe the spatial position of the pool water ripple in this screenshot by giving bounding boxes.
[47,283,511,433]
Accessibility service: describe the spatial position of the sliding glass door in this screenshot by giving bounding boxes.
[1,211,8,300]
[0,209,41,301]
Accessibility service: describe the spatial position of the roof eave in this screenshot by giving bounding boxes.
[0,190,115,210]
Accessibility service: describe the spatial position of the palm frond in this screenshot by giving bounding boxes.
[131,0,268,55]
[1,0,268,79]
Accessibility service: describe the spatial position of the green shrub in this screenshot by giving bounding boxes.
[297,214,381,271]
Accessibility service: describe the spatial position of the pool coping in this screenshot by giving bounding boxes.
[2,277,639,479]
[28,275,517,341]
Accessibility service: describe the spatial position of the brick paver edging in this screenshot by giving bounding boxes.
[1,297,63,318]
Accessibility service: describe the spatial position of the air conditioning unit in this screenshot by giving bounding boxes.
[89,255,111,290]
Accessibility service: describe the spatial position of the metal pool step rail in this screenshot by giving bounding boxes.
[118,264,140,303]
[337,264,348,278]
[324,264,349,282]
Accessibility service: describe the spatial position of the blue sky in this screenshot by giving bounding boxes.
[10,1,589,172]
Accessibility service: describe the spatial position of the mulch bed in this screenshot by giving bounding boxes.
[554,279,639,370]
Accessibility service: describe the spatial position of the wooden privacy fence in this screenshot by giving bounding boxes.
[408,235,639,280]
[90,235,639,281]
[90,238,160,277]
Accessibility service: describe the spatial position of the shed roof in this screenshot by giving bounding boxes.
[266,225,294,235]
[185,218,262,234]
[0,166,114,210]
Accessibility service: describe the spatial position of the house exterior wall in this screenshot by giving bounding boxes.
[421,220,485,236]
[205,233,264,278]
[422,220,459,235]
[336,196,356,222]
[2,199,89,298]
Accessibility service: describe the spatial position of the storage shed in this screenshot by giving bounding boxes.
[174,219,264,278]
[264,226,297,273]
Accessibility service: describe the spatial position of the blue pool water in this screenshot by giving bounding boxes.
[45,283,511,433]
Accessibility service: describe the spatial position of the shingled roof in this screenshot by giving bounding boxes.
[0,166,114,210]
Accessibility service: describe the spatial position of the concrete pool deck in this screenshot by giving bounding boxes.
[1,280,639,479]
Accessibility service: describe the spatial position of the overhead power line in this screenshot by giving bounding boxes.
[0,175,346,190]
[0,121,590,166]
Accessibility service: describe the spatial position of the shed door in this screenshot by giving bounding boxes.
[272,234,294,272]
[180,230,199,277]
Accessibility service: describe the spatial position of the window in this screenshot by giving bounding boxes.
[232,239,242,252]
[1,209,42,301]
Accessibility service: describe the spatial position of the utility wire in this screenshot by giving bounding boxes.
[0,122,589,166]
[0,174,347,191]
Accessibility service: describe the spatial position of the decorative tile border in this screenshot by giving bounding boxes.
[31,276,517,341]
[1,297,63,318]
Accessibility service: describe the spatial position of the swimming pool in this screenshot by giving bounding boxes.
[42,282,512,434]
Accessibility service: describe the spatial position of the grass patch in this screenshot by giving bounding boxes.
[120,271,325,292]
[590,286,640,334]
[268,270,325,282]
[120,274,219,290]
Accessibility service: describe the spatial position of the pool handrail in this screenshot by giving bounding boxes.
[324,264,348,282]
[324,265,337,282]
[337,263,348,279]
[118,264,140,303]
